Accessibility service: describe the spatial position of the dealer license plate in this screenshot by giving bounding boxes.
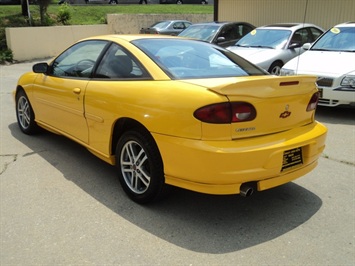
[282,147,303,171]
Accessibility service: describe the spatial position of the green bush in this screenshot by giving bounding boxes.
[0,49,13,64]
[57,3,72,25]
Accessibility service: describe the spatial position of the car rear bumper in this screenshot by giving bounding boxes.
[318,86,355,107]
[153,121,327,195]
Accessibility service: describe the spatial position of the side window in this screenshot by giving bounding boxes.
[240,25,253,37]
[219,25,238,41]
[95,43,147,79]
[50,40,108,78]
[173,22,184,30]
[309,27,323,42]
[290,29,308,46]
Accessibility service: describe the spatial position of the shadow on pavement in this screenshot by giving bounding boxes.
[9,123,322,254]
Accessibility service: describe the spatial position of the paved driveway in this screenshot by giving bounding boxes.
[0,61,354,265]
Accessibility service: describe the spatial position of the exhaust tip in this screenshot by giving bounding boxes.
[240,183,255,197]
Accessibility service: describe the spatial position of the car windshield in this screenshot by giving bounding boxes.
[311,26,355,52]
[178,25,220,42]
[132,38,267,79]
[235,29,291,49]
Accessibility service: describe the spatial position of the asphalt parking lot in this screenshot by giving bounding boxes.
[1,60,354,265]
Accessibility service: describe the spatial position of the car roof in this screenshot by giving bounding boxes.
[157,20,191,23]
[333,21,355,27]
[82,34,182,43]
[257,23,322,30]
[188,21,251,27]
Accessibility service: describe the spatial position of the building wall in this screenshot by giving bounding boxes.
[217,0,355,29]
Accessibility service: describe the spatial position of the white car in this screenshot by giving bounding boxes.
[281,22,355,107]
[227,23,324,75]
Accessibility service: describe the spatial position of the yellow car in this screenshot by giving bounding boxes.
[15,35,327,203]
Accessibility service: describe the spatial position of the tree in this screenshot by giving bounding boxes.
[36,0,52,25]
[21,0,28,17]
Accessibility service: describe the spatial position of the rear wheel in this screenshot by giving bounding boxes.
[115,129,167,204]
[16,90,39,134]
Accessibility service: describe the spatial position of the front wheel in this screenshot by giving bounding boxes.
[16,90,39,134]
[268,61,283,75]
[116,130,167,204]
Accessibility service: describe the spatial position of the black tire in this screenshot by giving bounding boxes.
[15,90,39,135]
[115,129,167,204]
[268,61,283,75]
[176,0,183,4]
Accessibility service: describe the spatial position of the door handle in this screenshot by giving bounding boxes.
[73,88,81,94]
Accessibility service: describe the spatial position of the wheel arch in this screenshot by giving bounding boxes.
[15,85,25,97]
[111,118,157,158]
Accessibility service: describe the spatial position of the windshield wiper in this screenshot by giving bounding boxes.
[249,45,273,49]
[311,48,333,51]
[233,45,273,49]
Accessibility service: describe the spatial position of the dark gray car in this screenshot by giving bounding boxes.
[178,21,255,47]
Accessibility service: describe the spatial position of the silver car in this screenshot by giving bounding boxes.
[160,0,208,4]
[140,20,192,36]
[227,23,324,75]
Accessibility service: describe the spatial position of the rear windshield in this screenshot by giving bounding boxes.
[132,38,267,79]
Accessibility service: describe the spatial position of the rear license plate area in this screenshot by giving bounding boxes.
[282,147,303,171]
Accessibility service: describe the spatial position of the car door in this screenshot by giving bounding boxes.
[32,40,109,143]
[284,28,313,64]
[84,43,151,156]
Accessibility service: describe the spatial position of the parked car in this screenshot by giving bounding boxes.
[85,0,118,4]
[178,21,255,47]
[227,23,324,75]
[140,20,192,35]
[15,35,327,203]
[160,0,208,4]
[281,22,355,107]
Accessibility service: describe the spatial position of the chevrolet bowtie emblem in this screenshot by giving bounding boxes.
[280,111,291,118]
[280,105,291,118]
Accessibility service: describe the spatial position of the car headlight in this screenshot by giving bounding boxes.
[280,68,295,76]
[341,75,355,87]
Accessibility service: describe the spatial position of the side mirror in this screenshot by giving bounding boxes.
[216,36,226,43]
[289,42,302,49]
[302,43,312,50]
[33,62,49,74]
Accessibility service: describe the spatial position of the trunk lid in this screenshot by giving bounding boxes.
[183,75,318,139]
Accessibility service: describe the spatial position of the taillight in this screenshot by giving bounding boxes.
[307,92,320,111]
[194,102,256,124]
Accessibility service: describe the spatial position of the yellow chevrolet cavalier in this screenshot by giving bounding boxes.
[15,35,327,203]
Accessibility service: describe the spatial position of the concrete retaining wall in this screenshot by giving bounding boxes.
[6,13,213,61]
[6,25,109,61]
